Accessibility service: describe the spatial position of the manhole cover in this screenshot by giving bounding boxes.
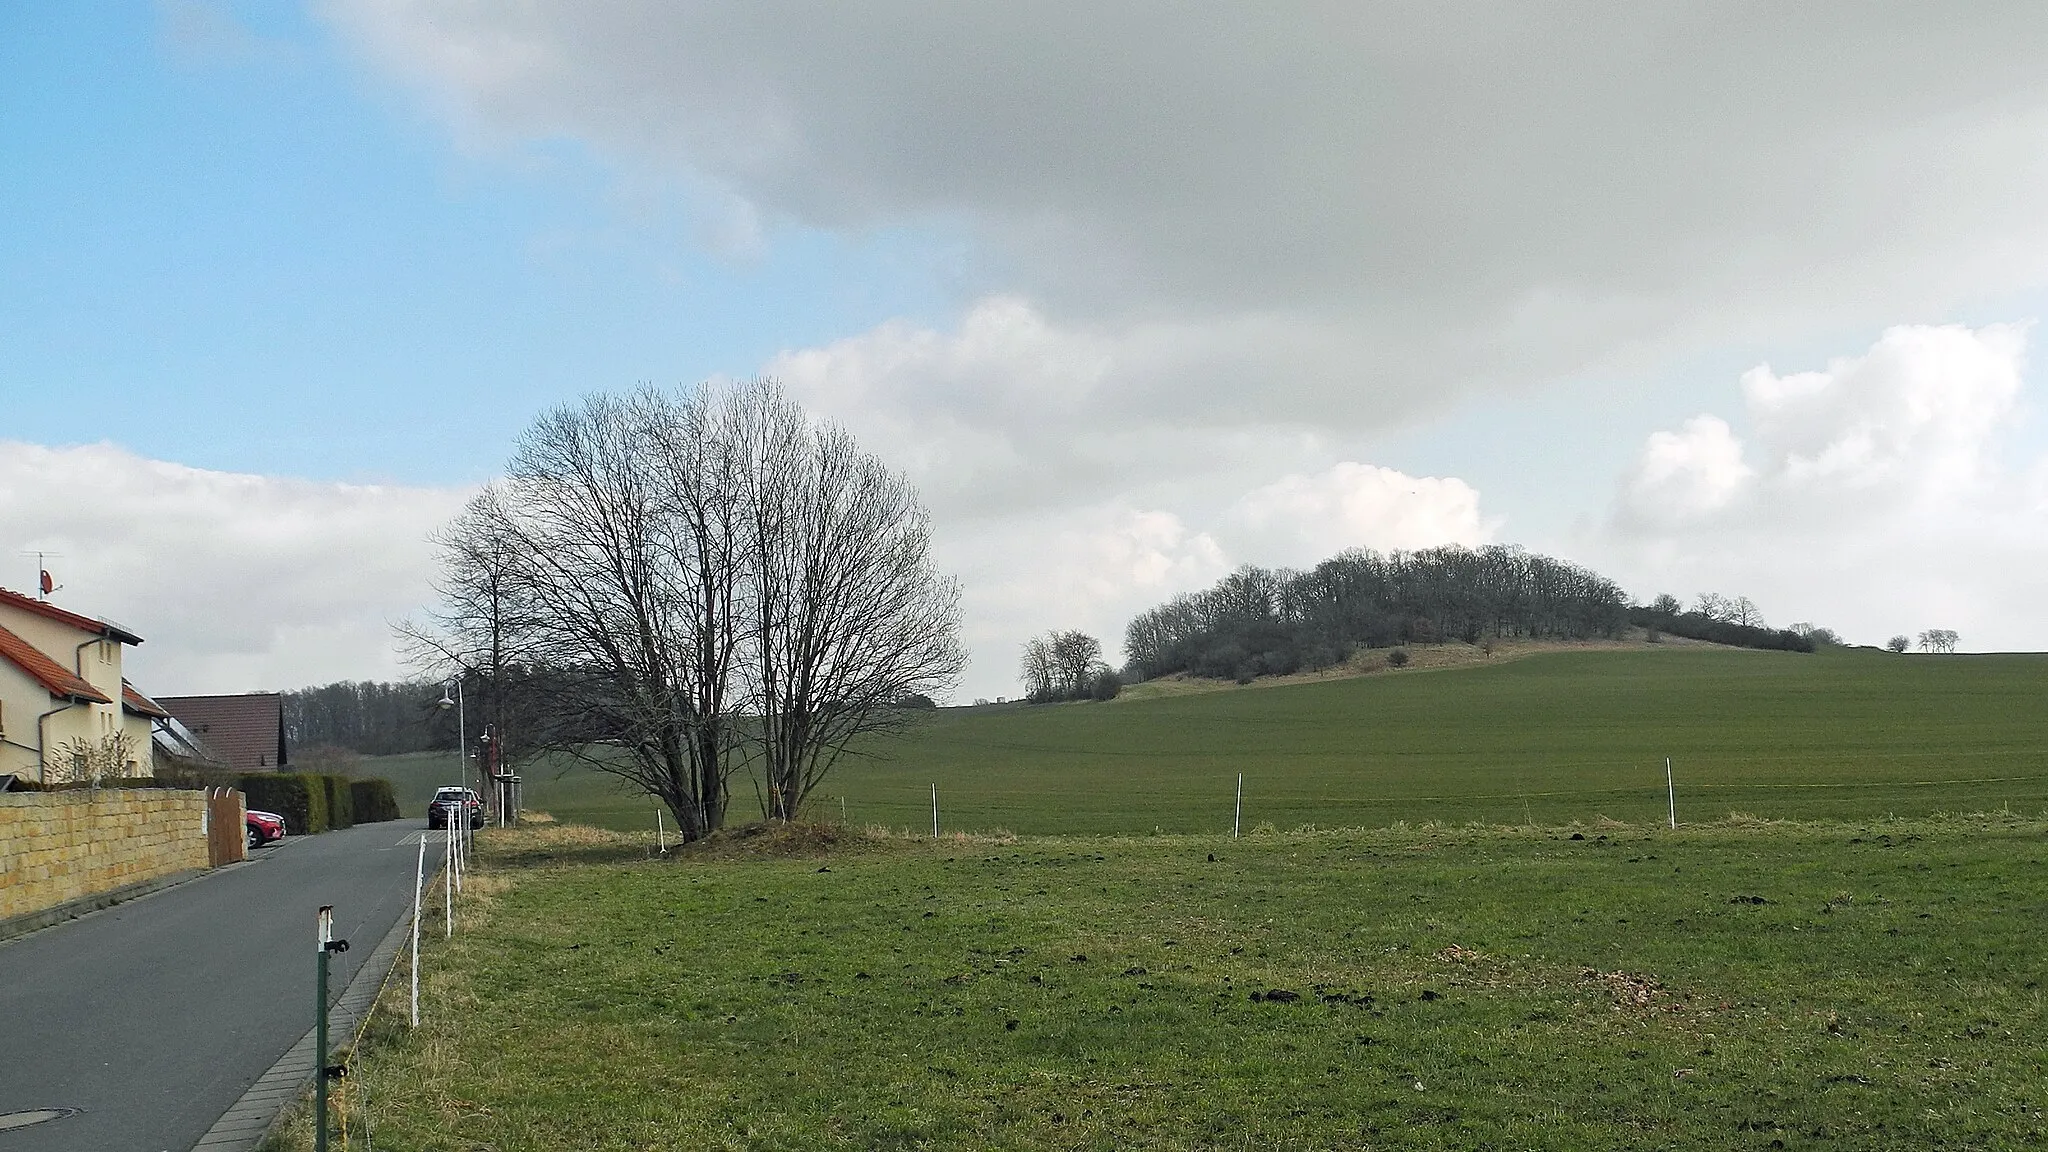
[0,1108,81,1131]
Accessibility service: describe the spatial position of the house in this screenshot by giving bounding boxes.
[0,587,158,783]
[155,693,288,772]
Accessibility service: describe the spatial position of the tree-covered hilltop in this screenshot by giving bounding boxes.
[1123,545,1633,683]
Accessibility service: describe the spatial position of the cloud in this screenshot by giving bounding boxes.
[326,1,2048,429]
[0,441,470,694]
[1226,462,1494,568]
[1597,323,2044,645]
[761,296,1405,521]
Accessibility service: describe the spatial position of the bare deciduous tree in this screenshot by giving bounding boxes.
[1886,634,1911,653]
[412,382,961,840]
[1020,634,1056,702]
[736,388,967,820]
[1917,629,1959,655]
[1021,630,1110,702]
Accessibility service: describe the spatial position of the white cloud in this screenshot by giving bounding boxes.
[0,441,470,694]
[1597,323,2044,647]
[1617,416,1753,525]
[1226,462,1494,568]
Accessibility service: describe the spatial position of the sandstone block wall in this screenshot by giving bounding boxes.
[0,789,211,921]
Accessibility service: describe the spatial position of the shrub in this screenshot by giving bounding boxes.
[350,777,402,823]
[1089,668,1122,701]
[239,773,319,834]
[1388,648,1411,668]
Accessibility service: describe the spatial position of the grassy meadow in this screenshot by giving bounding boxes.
[364,644,2048,835]
[276,814,2048,1151]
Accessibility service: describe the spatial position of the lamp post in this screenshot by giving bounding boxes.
[438,678,467,864]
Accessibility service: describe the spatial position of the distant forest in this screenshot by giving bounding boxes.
[1122,545,1813,684]
[282,680,457,756]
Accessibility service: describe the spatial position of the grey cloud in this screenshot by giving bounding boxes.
[330,3,2048,360]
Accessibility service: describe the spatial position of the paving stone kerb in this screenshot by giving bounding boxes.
[0,789,210,920]
[194,865,426,1151]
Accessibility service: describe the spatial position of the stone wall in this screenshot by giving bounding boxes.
[0,789,210,921]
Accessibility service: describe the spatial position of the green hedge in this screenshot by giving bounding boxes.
[234,773,400,834]
[325,774,356,830]
[350,777,402,823]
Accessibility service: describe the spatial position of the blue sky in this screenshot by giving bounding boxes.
[2,3,960,484]
[7,2,2048,698]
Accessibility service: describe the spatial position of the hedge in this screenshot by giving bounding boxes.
[235,773,402,835]
[350,777,401,823]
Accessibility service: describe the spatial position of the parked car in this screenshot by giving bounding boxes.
[246,809,286,849]
[427,787,485,830]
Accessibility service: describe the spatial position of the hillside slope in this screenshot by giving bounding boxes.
[362,645,2048,834]
[828,645,2048,834]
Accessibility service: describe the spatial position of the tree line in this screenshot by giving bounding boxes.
[1123,545,1631,683]
[1628,594,1816,653]
[282,680,456,756]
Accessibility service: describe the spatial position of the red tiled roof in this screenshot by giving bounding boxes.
[156,693,288,770]
[122,681,171,718]
[0,621,112,703]
[0,586,144,644]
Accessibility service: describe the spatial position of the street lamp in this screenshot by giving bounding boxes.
[437,678,467,860]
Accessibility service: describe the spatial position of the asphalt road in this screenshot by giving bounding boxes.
[0,820,441,1151]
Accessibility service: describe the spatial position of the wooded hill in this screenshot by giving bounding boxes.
[1123,545,1812,684]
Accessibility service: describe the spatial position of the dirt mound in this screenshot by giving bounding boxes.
[677,820,861,860]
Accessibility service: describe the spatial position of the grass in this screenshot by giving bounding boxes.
[269,815,2048,1150]
[363,644,2048,835]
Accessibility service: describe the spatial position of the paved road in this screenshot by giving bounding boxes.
[0,821,441,1151]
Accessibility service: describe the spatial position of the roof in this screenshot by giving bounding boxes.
[0,621,112,703]
[0,586,144,645]
[152,715,226,768]
[155,693,288,770]
[122,681,171,718]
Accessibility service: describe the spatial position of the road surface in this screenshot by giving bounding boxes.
[0,821,439,1151]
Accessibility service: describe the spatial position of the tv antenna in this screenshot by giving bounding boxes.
[19,551,64,599]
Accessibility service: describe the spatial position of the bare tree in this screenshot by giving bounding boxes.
[1020,635,1057,702]
[414,389,748,840]
[1917,629,1959,655]
[399,485,538,769]
[1021,629,1110,701]
[1050,631,1104,699]
[414,383,962,837]
[1729,596,1765,629]
[1886,635,1911,653]
[1693,592,1732,622]
[734,386,966,821]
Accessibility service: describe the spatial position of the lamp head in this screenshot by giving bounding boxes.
[437,690,454,711]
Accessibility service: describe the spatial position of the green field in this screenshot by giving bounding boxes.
[274,815,2048,1150]
[368,646,2048,835]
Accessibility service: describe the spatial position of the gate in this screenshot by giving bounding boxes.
[206,786,246,867]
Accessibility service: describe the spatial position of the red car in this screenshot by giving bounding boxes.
[246,809,286,850]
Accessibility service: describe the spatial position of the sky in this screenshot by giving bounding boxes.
[6,2,2048,702]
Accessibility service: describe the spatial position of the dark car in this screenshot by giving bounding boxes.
[427,787,485,830]
[246,809,286,849]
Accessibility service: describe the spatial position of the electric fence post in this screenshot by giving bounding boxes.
[314,905,350,1152]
